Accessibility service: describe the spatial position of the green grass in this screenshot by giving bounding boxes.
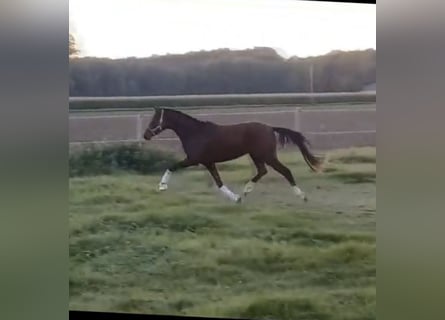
[69,147,376,319]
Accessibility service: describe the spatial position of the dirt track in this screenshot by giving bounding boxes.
[69,104,376,151]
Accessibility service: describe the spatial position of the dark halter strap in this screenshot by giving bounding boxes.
[147,109,164,136]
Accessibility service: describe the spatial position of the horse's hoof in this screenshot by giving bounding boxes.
[235,196,242,204]
[303,195,308,202]
[243,182,255,197]
[158,183,168,191]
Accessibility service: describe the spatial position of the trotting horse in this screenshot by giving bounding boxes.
[143,107,322,203]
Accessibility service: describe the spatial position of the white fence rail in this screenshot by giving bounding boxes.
[69,106,376,151]
[69,91,376,112]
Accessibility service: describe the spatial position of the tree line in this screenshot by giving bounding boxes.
[69,47,375,96]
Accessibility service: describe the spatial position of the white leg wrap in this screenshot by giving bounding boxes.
[292,186,306,199]
[159,169,172,191]
[219,185,241,202]
[160,169,172,184]
[243,181,255,195]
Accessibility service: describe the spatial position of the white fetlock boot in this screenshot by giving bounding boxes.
[293,186,308,202]
[158,169,171,191]
[219,185,242,203]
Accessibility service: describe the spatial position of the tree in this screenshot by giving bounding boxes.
[69,34,79,57]
[69,48,376,96]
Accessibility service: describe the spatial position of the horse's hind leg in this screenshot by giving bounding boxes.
[265,157,307,202]
[204,163,241,203]
[243,157,267,196]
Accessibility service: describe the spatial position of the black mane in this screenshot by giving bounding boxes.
[165,108,214,126]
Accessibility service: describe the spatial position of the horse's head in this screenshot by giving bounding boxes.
[144,107,166,140]
[144,107,203,140]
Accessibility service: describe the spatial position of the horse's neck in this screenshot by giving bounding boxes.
[167,113,204,140]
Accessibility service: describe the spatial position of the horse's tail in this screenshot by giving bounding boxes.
[272,127,323,172]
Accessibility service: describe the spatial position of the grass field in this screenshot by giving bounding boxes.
[69,147,376,320]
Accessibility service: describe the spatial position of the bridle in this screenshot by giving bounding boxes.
[147,109,164,136]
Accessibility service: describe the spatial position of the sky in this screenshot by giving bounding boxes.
[69,0,376,59]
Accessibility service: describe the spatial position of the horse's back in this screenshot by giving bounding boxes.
[219,121,271,132]
[217,121,276,154]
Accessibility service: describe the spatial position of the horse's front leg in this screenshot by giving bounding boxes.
[158,158,197,191]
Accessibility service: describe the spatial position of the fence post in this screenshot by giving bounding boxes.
[136,114,143,147]
[294,107,301,131]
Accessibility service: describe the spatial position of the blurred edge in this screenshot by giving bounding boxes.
[378,0,445,320]
[0,1,69,320]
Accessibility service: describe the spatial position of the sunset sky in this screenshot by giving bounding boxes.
[69,0,375,59]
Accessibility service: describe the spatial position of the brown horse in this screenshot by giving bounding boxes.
[143,107,322,203]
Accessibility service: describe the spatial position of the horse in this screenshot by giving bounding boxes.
[143,107,323,203]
